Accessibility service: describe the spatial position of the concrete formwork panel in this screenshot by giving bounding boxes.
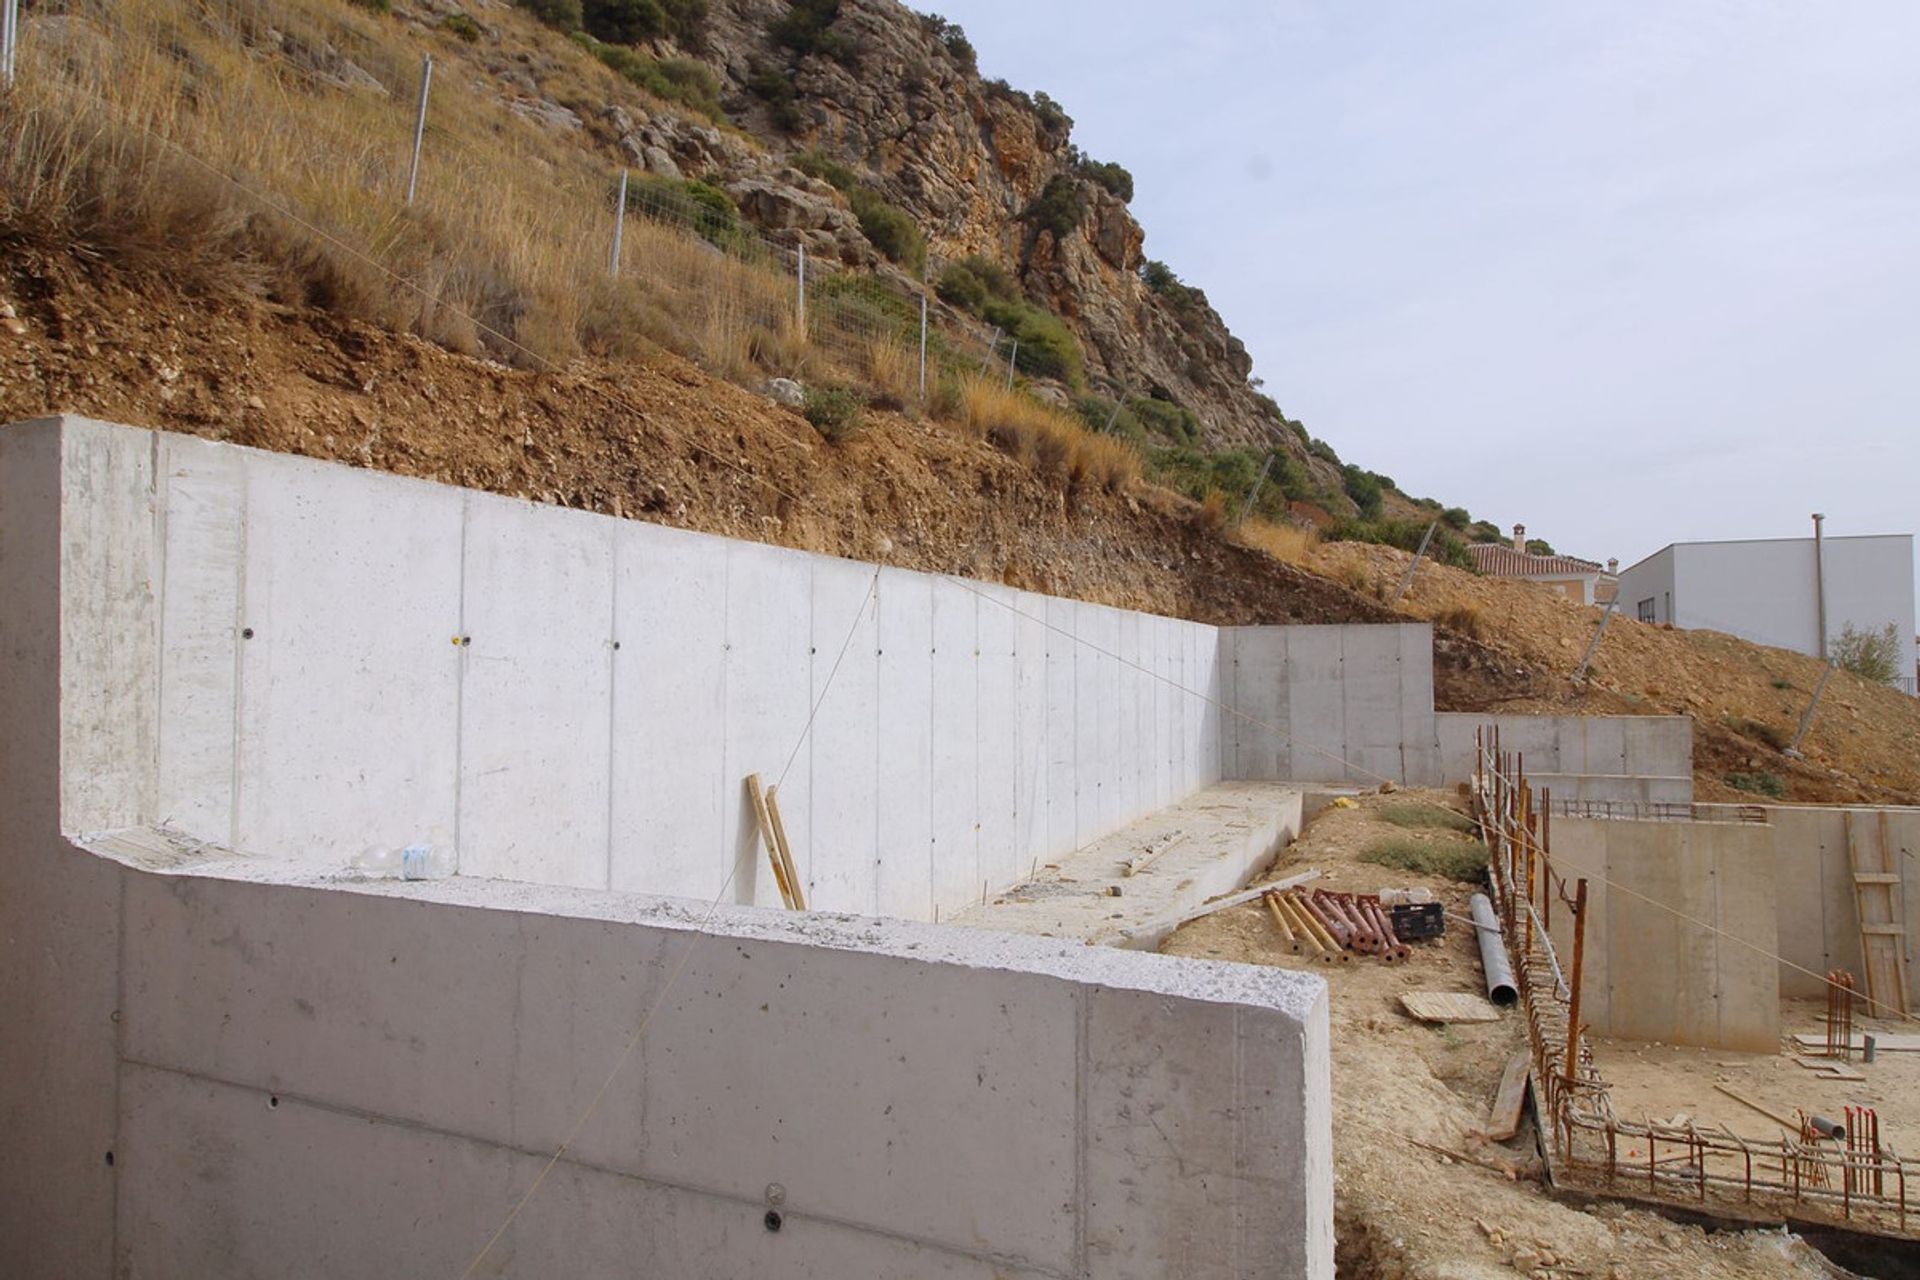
[1339,626,1404,785]
[802,558,881,911]
[611,520,730,901]
[105,864,1332,1279]
[236,461,465,867]
[975,583,1020,895]
[1074,604,1106,850]
[153,438,245,836]
[1044,594,1079,857]
[1012,591,1050,881]
[930,577,981,913]
[721,540,815,908]
[1550,817,1779,1050]
[458,499,614,888]
[1434,713,1693,794]
[876,568,935,919]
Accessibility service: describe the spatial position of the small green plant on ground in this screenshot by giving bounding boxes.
[440,13,481,40]
[1727,717,1787,752]
[1833,621,1902,686]
[1361,836,1490,883]
[1725,771,1787,798]
[1770,677,1794,691]
[1376,802,1475,833]
[802,386,864,440]
[576,35,724,120]
[626,174,749,251]
[1325,517,1473,570]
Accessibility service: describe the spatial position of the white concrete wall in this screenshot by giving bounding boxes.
[1694,803,1920,1001]
[1548,816,1779,1051]
[1435,713,1694,804]
[1624,536,1916,692]
[97,859,1329,1280]
[127,418,1224,921]
[1616,545,1675,625]
[0,415,1351,1277]
[1220,624,1440,786]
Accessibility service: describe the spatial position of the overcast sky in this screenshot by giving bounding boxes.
[931,1,1919,592]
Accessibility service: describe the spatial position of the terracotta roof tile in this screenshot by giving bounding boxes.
[1468,544,1603,577]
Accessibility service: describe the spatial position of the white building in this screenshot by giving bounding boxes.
[1616,534,1916,694]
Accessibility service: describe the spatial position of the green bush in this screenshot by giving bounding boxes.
[1130,397,1200,446]
[803,385,865,440]
[1728,717,1787,752]
[348,0,391,11]
[1834,621,1902,686]
[1077,157,1133,203]
[770,0,852,61]
[935,255,1017,313]
[1725,771,1787,798]
[985,296,1082,385]
[628,174,746,250]
[1306,436,1339,465]
[1073,395,1144,443]
[1143,446,1306,522]
[1340,464,1384,517]
[1031,90,1072,137]
[1441,506,1470,530]
[747,63,801,131]
[1361,836,1490,883]
[1377,802,1476,833]
[517,0,582,30]
[1026,174,1083,240]
[1326,517,1473,571]
[440,13,481,40]
[921,15,976,71]
[792,149,857,192]
[1524,537,1556,556]
[584,37,723,119]
[847,188,925,272]
[584,0,667,43]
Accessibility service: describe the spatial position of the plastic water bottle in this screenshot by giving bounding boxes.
[401,842,438,880]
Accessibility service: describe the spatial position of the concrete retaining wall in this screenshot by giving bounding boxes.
[1222,624,1440,785]
[0,415,1337,1276]
[1547,816,1779,1051]
[1436,713,1694,803]
[97,416,1224,920]
[1695,804,1920,1001]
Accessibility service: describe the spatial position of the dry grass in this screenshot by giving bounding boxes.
[1232,517,1318,567]
[862,337,917,411]
[950,378,1138,494]
[1433,603,1485,640]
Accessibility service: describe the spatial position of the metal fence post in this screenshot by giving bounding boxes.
[918,292,928,400]
[1571,596,1619,683]
[405,55,432,204]
[1784,660,1838,759]
[1387,520,1437,604]
[1004,338,1017,390]
[1238,453,1276,525]
[609,169,628,278]
[977,327,1000,377]
[796,244,807,336]
[2,0,19,89]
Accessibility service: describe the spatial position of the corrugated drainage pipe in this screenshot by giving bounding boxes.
[1470,893,1518,1006]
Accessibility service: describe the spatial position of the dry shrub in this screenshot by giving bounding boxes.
[1069,432,1140,495]
[1434,603,1485,640]
[1336,561,1371,595]
[862,337,916,411]
[1195,491,1228,532]
[1233,518,1318,567]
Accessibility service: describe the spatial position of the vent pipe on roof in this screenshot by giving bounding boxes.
[1606,558,1619,575]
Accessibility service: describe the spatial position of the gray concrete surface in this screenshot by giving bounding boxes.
[1,416,1336,1278]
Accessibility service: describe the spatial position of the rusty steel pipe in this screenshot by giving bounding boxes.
[1365,899,1410,962]
[1303,894,1353,951]
[1321,892,1377,953]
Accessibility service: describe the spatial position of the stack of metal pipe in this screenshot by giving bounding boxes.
[1262,888,1410,963]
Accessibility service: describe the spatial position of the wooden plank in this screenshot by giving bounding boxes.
[1882,811,1910,1015]
[766,783,807,912]
[1400,992,1502,1024]
[744,773,795,910]
[1714,1082,1794,1131]
[1165,868,1322,927]
[1123,830,1187,877]
[1483,1051,1531,1141]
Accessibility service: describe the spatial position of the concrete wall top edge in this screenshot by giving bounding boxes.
[83,828,1328,1023]
[22,415,1243,632]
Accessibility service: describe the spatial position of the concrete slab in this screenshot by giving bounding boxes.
[951,782,1305,948]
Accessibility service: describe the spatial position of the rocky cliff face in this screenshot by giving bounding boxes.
[679,0,1325,463]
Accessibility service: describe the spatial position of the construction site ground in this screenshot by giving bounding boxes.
[1163,789,1856,1279]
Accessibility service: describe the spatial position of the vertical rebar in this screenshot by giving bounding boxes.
[1564,879,1589,1086]
[917,292,928,400]
[609,169,628,278]
[796,244,807,336]
[405,55,433,204]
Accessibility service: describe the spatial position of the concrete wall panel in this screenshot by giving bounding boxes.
[1045,594,1078,856]
[975,583,1020,895]
[458,500,613,888]
[802,558,879,913]
[1012,591,1049,881]
[721,540,814,909]
[611,520,729,901]
[153,439,244,837]
[876,569,934,918]
[234,463,464,867]
[930,577,980,914]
